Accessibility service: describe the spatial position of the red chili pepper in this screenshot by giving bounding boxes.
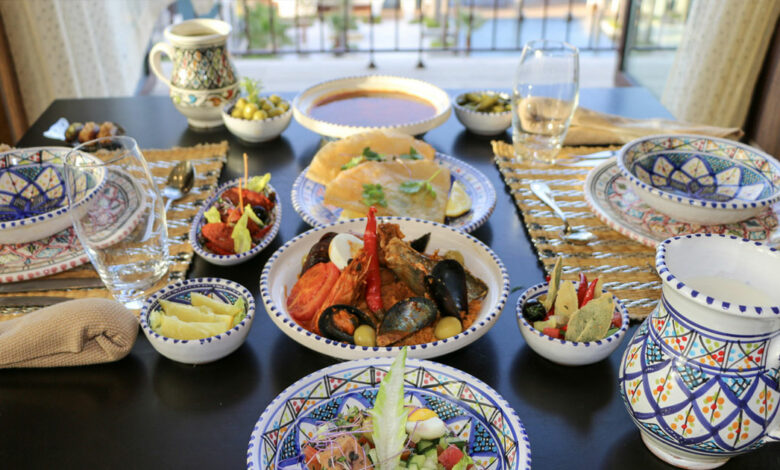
[545,274,551,283]
[364,206,383,313]
[543,305,555,321]
[577,272,588,307]
[581,278,599,307]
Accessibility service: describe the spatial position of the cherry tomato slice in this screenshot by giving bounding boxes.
[438,445,465,470]
[287,262,341,322]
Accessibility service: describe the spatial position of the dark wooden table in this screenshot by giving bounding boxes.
[4,89,777,469]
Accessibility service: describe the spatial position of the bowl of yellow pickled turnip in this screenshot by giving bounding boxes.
[140,277,255,364]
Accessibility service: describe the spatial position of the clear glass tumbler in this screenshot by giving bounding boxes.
[512,40,579,164]
[65,136,169,309]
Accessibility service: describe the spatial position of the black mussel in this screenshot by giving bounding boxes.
[318,305,376,344]
[301,232,337,274]
[425,259,468,320]
[377,297,437,347]
[522,299,547,322]
[409,232,431,253]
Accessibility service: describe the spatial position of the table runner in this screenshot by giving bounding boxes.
[492,140,658,321]
[1,142,229,317]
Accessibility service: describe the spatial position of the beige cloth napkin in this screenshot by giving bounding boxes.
[564,107,744,146]
[0,299,138,368]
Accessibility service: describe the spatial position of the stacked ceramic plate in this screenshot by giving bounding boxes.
[585,135,780,247]
[0,147,107,283]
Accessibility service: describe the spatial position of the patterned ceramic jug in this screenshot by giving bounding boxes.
[619,234,780,469]
[149,19,238,128]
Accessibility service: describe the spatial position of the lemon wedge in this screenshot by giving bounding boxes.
[158,314,231,340]
[445,180,472,218]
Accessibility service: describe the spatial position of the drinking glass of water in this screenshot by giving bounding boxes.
[512,40,579,164]
[65,136,169,309]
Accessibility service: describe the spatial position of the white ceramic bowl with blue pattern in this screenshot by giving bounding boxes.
[140,277,255,364]
[291,153,496,233]
[516,281,630,366]
[452,91,512,136]
[246,356,532,470]
[260,217,510,360]
[617,134,780,225]
[0,147,106,244]
[189,179,281,266]
[222,102,293,143]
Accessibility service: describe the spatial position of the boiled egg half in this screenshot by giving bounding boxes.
[328,233,364,270]
[405,408,447,442]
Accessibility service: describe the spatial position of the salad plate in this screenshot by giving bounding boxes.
[584,159,779,248]
[246,356,531,470]
[292,153,496,233]
[0,147,105,244]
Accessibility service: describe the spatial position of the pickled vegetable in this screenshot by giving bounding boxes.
[230,77,290,121]
[457,91,510,113]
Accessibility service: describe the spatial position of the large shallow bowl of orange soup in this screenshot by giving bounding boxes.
[292,75,452,138]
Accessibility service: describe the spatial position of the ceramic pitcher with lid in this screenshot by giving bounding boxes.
[149,19,238,128]
[619,234,780,469]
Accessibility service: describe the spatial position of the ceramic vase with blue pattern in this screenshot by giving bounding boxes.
[149,19,238,128]
[619,234,780,469]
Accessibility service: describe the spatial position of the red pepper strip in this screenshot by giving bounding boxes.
[577,272,588,307]
[542,327,561,339]
[545,274,551,283]
[581,278,599,307]
[364,206,383,313]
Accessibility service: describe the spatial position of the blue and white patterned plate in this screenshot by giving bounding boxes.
[291,153,496,233]
[617,135,780,225]
[246,357,531,470]
[0,147,105,244]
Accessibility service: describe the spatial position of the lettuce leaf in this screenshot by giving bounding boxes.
[231,211,252,254]
[247,173,271,193]
[452,454,474,470]
[204,206,222,224]
[243,204,264,226]
[369,347,408,470]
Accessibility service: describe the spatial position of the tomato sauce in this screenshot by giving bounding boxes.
[308,91,437,127]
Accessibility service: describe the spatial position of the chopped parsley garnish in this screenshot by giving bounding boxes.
[399,146,422,160]
[399,169,441,198]
[362,183,387,207]
[340,147,384,170]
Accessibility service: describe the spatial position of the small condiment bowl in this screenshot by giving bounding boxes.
[222,102,293,143]
[189,178,281,266]
[516,281,630,366]
[452,91,512,136]
[617,134,780,225]
[140,277,255,365]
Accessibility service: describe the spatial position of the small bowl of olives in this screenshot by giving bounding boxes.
[452,91,512,136]
[222,94,293,143]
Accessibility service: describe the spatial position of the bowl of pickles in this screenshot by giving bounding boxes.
[222,78,293,143]
[452,91,512,136]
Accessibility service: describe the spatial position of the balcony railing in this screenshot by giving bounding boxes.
[214,0,626,66]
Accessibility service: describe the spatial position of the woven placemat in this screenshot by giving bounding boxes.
[1,141,229,317]
[492,140,659,321]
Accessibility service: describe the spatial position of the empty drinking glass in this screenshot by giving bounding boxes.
[65,136,169,309]
[512,40,579,164]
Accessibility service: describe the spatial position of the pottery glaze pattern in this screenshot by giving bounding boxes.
[0,147,105,244]
[149,19,239,128]
[246,357,531,470]
[617,135,780,225]
[619,234,780,469]
[583,159,779,248]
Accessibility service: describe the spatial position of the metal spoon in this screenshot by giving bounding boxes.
[162,161,195,213]
[530,182,595,244]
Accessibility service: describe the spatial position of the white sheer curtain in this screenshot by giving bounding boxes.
[661,0,780,128]
[0,0,169,123]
